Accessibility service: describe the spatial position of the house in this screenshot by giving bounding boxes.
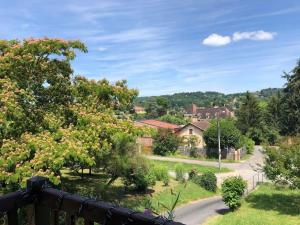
[135,119,179,132]
[185,104,234,120]
[134,106,146,114]
[176,120,210,149]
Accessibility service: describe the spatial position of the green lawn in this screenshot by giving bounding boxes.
[61,169,216,213]
[169,153,252,163]
[205,184,300,225]
[151,160,231,173]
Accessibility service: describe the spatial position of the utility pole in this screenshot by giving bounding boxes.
[218,114,221,171]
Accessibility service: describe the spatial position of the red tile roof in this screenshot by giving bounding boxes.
[139,119,179,130]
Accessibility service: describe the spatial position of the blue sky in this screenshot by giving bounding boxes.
[1,0,300,96]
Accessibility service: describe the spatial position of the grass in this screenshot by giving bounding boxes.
[205,183,300,225]
[169,153,252,163]
[151,160,231,173]
[61,169,217,213]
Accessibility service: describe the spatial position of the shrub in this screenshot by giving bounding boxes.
[123,157,156,191]
[192,172,217,192]
[153,130,181,156]
[188,169,197,180]
[175,164,185,182]
[221,176,247,210]
[189,147,198,158]
[152,165,169,186]
[240,136,255,154]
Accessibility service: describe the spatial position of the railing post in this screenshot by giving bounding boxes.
[27,177,51,225]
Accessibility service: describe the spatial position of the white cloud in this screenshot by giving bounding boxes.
[203,30,276,47]
[202,33,231,47]
[233,30,277,41]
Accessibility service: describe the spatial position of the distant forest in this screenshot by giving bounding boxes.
[134,88,282,110]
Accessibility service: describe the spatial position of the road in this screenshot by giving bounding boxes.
[148,146,265,225]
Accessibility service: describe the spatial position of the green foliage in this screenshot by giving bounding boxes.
[246,127,264,145]
[188,169,197,180]
[192,172,217,192]
[135,88,282,111]
[153,130,181,156]
[175,164,185,183]
[123,156,156,191]
[264,128,280,145]
[265,91,281,130]
[203,119,242,150]
[236,92,264,135]
[240,136,255,154]
[158,114,188,125]
[152,165,169,186]
[279,60,300,135]
[264,137,300,189]
[221,176,247,210]
[144,97,170,118]
[0,38,146,189]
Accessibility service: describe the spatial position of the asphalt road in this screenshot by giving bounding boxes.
[174,197,228,225]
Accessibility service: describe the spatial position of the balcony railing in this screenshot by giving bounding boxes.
[0,177,184,225]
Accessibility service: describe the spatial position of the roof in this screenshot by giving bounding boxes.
[191,120,210,130]
[138,119,179,130]
[177,120,210,132]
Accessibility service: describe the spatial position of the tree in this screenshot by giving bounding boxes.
[264,136,300,188]
[236,92,264,134]
[203,119,242,150]
[153,130,181,156]
[145,97,169,118]
[266,91,282,130]
[0,38,87,142]
[279,60,300,135]
[0,38,149,189]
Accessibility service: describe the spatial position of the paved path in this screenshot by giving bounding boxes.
[148,146,265,225]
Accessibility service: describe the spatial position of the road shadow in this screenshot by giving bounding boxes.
[246,190,300,216]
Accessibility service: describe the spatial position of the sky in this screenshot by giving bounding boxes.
[1,0,300,96]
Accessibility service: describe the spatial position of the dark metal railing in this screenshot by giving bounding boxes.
[0,177,184,225]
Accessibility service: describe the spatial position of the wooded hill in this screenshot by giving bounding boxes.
[134,88,282,110]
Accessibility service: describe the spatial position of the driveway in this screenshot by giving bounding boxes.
[148,146,265,225]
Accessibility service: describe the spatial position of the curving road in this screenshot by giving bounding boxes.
[148,146,265,225]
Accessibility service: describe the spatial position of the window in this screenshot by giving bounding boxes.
[189,129,193,135]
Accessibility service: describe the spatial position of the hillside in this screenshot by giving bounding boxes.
[134,88,282,110]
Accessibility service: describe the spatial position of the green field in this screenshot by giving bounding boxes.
[151,160,231,173]
[205,184,300,225]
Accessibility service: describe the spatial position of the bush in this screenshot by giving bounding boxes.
[153,130,181,156]
[240,136,255,154]
[175,164,185,182]
[246,128,264,145]
[152,165,169,186]
[221,176,247,210]
[189,147,198,158]
[188,169,197,180]
[123,157,156,191]
[192,172,217,192]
